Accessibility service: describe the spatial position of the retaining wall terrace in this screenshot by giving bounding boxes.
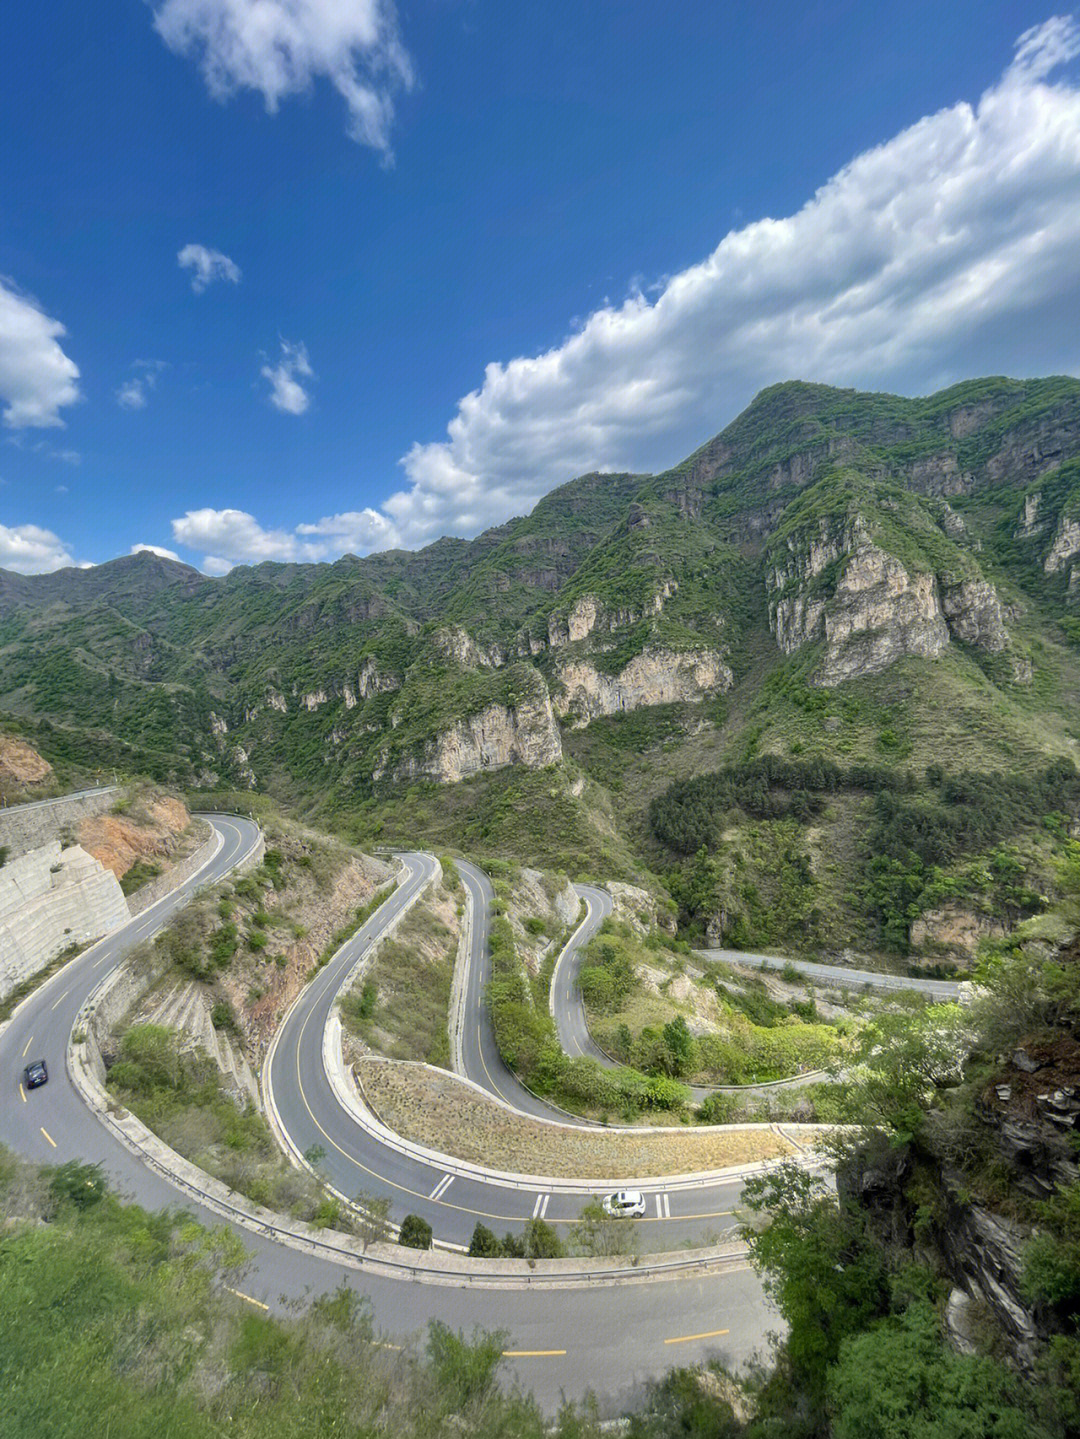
[0,787,117,861]
[0,840,130,1000]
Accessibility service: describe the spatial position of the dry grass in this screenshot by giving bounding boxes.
[356,1058,799,1179]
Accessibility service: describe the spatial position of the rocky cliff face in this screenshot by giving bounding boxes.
[377,682,563,783]
[542,584,677,651]
[1044,514,1080,575]
[767,510,1009,686]
[553,646,731,725]
[841,1021,1080,1378]
[434,626,505,669]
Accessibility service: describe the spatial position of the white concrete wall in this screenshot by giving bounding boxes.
[0,841,130,999]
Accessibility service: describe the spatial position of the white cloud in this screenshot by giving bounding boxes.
[131,543,181,561]
[177,243,242,294]
[371,17,1080,549]
[151,0,413,157]
[0,522,75,574]
[167,20,1080,573]
[260,340,314,414]
[116,360,168,410]
[6,434,81,464]
[0,277,81,429]
[171,504,400,571]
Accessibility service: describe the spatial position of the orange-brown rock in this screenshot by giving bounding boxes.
[0,735,52,787]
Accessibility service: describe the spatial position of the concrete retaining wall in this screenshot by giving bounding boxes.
[128,820,215,915]
[0,787,117,861]
[0,840,131,1000]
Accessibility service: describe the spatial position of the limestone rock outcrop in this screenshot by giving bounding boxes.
[767,511,1009,686]
[434,626,505,669]
[1044,514,1080,575]
[553,646,731,725]
[940,577,1009,651]
[378,680,563,784]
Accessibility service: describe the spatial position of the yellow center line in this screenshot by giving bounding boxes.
[502,1349,567,1358]
[21,1035,34,1057]
[18,1084,26,1103]
[475,1022,516,1106]
[50,987,70,1010]
[225,1286,269,1310]
[663,1327,730,1346]
[40,1127,57,1148]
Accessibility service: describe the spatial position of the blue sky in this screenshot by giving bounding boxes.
[1,1,1079,574]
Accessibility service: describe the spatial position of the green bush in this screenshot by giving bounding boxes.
[467,1222,502,1258]
[398,1213,432,1250]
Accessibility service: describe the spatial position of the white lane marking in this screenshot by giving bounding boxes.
[655,1192,671,1219]
[663,1192,671,1219]
[532,1192,551,1219]
[655,1194,662,1218]
[50,987,70,1010]
[429,1173,454,1201]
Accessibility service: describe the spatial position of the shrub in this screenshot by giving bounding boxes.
[522,1218,565,1258]
[398,1213,433,1250]
[698,1092,738,1124]
[209,1000,238,1033]
[49,1161,106,1211]
[467,1222,502,1258]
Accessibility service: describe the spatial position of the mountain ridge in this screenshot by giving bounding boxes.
[4,373,1080,811]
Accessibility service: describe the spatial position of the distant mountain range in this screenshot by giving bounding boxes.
[4,375,1080,815]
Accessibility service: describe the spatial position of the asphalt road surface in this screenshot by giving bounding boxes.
[267,853,755,1249]
[0,820,777,1413]
[696,947,962,998]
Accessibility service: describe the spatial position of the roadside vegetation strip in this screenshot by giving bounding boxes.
[353,1058,807,1180]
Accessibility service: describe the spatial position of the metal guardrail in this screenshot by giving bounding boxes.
[70,1085,752,1287]
[0,784,118,814]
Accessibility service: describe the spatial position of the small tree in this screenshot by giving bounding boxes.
[662,1015,695,1076]
[571,1200,638,1257]
[426,1322,507,1409]
[352,1190,393,1250]
[398,1213,433,1250]
[468,1222,502,1258]
[523,1217,565,1259]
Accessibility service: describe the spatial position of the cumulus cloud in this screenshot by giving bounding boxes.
[0,522,75,574]
[373,17,1080,549]
[151,0,414,157]
[168,21,1080,573]
[260,340,314,414]
[131,543,181,561]
[171,503,400,572]
[116,359,168,410]
[0,278,81,429]
[178,243,241,294]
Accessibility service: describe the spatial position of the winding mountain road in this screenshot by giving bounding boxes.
[266,854,759,1249]
[0,823,775,1414]
[696,947,963,999]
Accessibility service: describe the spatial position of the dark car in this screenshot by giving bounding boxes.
[23,1059,48,1090]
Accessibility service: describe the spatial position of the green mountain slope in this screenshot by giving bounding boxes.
[5,374,1080,959]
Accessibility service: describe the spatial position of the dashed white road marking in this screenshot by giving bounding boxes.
[429,1173,454,1201]
[532,1192,551,1220]
[655,1192,671,1219]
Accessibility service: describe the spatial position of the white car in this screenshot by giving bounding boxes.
[602,1189,646,1218]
